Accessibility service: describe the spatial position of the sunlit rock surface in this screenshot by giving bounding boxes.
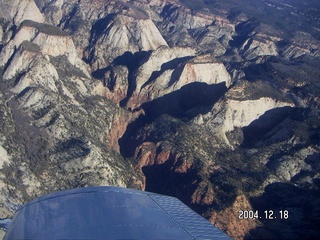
[0,0,319,239]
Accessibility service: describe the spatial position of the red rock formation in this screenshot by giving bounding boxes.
[209,194,259,240]
[107,109,143,153]
[191,181,214,205]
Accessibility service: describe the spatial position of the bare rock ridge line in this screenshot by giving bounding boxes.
[0,0,320,239]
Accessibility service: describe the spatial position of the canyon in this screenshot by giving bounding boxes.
[0,0,319,239]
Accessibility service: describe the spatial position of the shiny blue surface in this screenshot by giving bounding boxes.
[5,186,231,240]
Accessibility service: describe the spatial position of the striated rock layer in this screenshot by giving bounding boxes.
[0,0,319,239]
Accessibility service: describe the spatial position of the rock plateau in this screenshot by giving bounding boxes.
[0,0,319,239]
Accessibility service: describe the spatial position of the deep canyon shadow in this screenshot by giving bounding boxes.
[119,82,227,157]
[246,182,320,240]
[142,81,227,121]
[142,157,200,206]
[241,106,293,148]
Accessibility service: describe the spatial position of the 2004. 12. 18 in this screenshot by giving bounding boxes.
[238,210,289,220]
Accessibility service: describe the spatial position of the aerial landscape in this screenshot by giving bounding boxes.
[0,0,319,239]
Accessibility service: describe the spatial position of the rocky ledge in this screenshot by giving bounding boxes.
[0,0,319,239]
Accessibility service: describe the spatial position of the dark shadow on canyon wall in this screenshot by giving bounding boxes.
[118,114,148,158]
[115,51,152,107]
[246,182,320,240]
[119,82,227,158]
[241,106,293,148]
[142,157,200,206]
[141,56,194,89]
[142,81,227,121]
[92,51,152,102]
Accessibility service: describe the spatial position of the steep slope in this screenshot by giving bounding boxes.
[1,0,320,239]
[0,1,143,233]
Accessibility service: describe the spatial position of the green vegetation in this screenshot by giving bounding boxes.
[21,40,40,52]
[50,55,87,78]
[226,79,290,102]
[135,114,271,211]
[20,20,68,36]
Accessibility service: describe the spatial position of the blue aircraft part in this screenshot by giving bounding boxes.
[4,186,231,240]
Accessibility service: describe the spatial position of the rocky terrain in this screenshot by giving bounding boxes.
[0,0,319,239]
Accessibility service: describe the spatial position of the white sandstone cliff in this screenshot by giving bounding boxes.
[194,81,294,144]
[1,21,90,79]
[240,37,278,60]
[135,46,196,92]
[85,13,168,70]
[138,55,232,103]
[0,0,45,25]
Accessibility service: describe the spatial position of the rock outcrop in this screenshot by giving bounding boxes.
[137,54,232,106]
[0,20,89,78]
[209,194,259,240]
[1,0,319,239]
[0,0,45,25]
[282,32,320,59]
[135,46,196,91]
[199,97,292,133]
[194,80,294,145]
[0,1,143,224]
[240,36,278,60]
[85,13,169,70]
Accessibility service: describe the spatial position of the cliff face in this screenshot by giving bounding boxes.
[0,0,45,26]
[0,1,144,230]
[1,0,320,239]
[195,80,294,138]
